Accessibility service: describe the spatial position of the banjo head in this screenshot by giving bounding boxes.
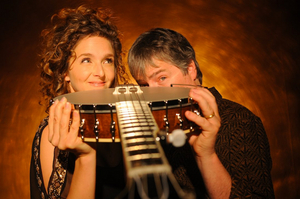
[53,86,192,105]
[52,85,200,144]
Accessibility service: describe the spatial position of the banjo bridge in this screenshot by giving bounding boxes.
[113,84,143,95]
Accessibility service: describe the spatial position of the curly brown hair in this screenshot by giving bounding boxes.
[38,5,128,112]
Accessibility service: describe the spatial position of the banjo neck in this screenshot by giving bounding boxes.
[113,85,193,198]
[114,85,170,174]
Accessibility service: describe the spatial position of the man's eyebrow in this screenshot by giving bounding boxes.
[148,69,166,79]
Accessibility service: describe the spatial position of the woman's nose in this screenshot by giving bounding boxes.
[93,64,105,77]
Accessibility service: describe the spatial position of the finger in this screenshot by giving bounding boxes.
[68,110,81,146]
[62,110,81,150]
[185,110,206,127]
[48,99,58,142]
[190,87,214,99]
[185,108,220,131]
[185,110,220,148]
[52,97,67,146]
[188,134,198,145]
[70,109,80,136]
[189,88,218,118]
[58,101,72,146]
[190,88,215,107]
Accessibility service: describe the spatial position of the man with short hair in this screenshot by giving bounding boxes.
[128,28,274,198]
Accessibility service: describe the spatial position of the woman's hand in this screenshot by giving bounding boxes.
[48,97,95,156]
[48,97,96,198]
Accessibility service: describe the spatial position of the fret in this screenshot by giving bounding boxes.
[125,144,158,152]
[122,127,156,134]
[121,122,155,128]
[122,131,153,138]
[123,137,155,144]
[120,118,149,124]
[127,153,162,162]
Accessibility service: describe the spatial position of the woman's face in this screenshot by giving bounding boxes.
[65,36,115,93]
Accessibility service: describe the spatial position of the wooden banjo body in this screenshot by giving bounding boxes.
[54,85,200,142]
[54,85,199,199]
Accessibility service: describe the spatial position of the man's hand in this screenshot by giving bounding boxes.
[185,87,221,159]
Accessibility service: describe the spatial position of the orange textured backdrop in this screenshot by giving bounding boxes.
[0,0,299,198]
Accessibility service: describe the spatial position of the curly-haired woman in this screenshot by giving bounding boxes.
[30,5,128,198]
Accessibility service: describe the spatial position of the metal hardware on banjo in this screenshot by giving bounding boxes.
[53,85,201,144]
[53,85,199,199]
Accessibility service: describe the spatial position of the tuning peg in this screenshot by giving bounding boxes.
[168,129,187,147]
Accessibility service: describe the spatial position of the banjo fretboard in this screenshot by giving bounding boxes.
[114,85,191,199]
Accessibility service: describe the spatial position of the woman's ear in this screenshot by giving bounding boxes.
[187,60,197,81]
[64,73,70,82]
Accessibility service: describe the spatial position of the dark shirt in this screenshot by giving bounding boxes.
[167,87,274,198]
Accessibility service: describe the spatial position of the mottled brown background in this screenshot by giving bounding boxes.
[0,0,299,198]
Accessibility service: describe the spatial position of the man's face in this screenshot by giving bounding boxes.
[136,58,197,87]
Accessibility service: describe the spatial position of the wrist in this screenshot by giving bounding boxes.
[76,150,96,165]
[195,151,218,166]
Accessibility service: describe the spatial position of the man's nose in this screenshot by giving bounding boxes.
[148,82,159,87]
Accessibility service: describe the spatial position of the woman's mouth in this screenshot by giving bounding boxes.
[89,81,106,87]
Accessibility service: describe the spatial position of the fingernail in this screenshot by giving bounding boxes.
[60,97,66,102]
[65,102,70,109]
[73,110,79,116]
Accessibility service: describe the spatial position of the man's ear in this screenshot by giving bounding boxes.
[187,60,197,80]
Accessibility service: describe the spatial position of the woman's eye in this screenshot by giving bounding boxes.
[81,58,91,63]
[104,58,114,64]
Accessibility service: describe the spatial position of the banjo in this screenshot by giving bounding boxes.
[54,85,200,199]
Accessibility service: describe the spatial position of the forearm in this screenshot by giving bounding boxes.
[67,151,96,199]
[196,153,231,199]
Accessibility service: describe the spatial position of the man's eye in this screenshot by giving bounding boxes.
[159,77,166,81]
[137,82,149,87]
